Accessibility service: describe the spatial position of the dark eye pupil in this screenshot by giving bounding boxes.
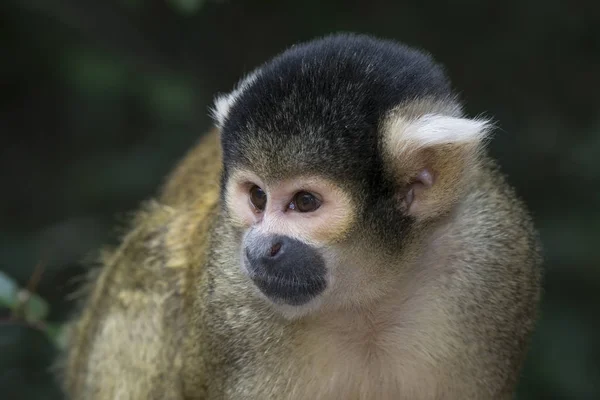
[295,192,319,212]
[250,185,267,211]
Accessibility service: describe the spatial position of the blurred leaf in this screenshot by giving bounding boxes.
[45,322,68,350]
[168,0,206,14]
[143,75,196,122]
[0,271,18,307]
[0,271,49,322]
[61,49,129,96]
[120,0,144,9]
[21,290,50,323]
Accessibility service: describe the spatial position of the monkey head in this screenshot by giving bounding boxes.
[212,33,491,318]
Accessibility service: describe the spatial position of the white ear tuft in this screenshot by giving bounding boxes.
[407,114,491,146]
[386,114,492,155]
[209,69,261,129]
[210,93,234,129]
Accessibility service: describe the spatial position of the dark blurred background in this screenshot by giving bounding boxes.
[1,0,599,398]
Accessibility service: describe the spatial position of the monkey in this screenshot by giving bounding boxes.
[58,33,542,400]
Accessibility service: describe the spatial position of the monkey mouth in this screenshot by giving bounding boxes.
[243,260,327,306]
[252,274,326,306]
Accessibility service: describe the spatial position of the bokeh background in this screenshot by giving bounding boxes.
[1,0,599,398]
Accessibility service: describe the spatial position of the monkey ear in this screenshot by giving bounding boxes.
[209,70,261,129]
[210,93,234,129]
[383,114,493,221]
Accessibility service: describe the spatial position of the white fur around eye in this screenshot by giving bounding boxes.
[224,174,267,228]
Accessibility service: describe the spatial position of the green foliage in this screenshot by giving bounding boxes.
[61,49,130,97]
[0,271,66,399]
[0,271,66,348]
[143,75,197,122]
[0,271,18,308]
[168,0,206,14]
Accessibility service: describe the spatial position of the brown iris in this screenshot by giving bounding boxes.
[249,185,267,211]
[293,191,320,213]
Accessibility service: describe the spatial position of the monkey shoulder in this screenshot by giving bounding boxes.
[62,202,217,399]
[62,129,223,399]
[459,158,540,250]
[159,128,223,208]
[448,157,542,297]
[434,158,542,393]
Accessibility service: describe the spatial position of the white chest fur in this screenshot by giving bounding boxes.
[278,297,454,400]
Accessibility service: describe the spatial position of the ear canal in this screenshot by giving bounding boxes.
[383,114,493,220]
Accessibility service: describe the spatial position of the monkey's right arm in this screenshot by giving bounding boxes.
[60,130,222,399]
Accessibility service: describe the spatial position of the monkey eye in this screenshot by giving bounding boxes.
[291,191,321,213]
[249,185,267,211]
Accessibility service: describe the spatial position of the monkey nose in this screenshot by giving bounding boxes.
[269,242,282,257]
[245,235,288,265]
[262,236,286,261]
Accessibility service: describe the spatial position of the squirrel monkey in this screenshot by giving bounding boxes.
[60,33,542,399]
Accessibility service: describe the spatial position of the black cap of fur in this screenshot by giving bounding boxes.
[219,33,455,243]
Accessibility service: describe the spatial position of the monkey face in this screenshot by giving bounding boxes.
[215,33,492,317]
[225,170,356,309]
